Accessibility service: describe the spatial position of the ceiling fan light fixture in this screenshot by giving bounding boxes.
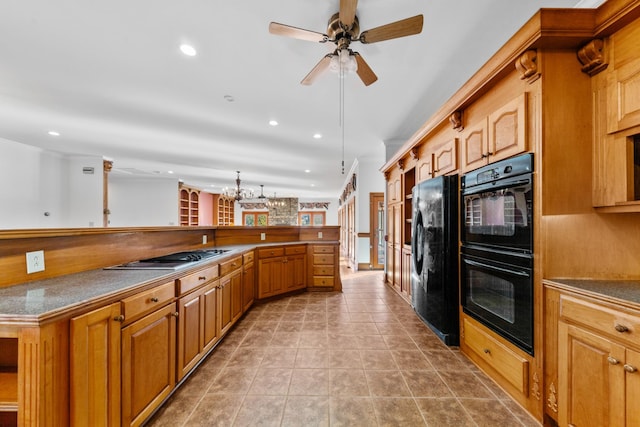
[329,49,357,74]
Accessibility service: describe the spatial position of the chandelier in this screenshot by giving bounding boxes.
[223,171,254,201]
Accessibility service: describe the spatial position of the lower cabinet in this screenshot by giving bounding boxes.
[219,266,242,337]
[309,245,336,289]
[555,292,640,427]
[242,251,255,311]
[121,302,177,427]
[70,302,121,427]
[176,280,219,381]
[257,246,307,298]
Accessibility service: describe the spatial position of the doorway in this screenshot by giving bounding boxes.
[370,192,385,269]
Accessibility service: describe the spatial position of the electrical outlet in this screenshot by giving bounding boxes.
[26,250,45,274]
[202,235,207,244]
[260,233,266,241]
[318,231,323,239]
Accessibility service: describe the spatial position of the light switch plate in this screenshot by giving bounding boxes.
[26,250,45,274]
[260,233,266,240]
[318,231,323,239]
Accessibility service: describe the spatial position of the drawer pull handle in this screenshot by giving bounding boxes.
[199,276,206,281]
[113,315,125,322]
[614,324,630,333]
[483,348,491,355]
[150,297,159,303]
[607,356,620,365]
[624,364,638,373]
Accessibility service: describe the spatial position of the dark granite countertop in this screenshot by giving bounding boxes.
[543,278,640,307]
[0,241,337,324]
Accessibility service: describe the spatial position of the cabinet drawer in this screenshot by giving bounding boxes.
[259,247,284,258]
[463,318,529,394]
[220,256,242,277]
[122,281,175,322]
[313,276,334,287]
[313,245,334,254]
[285,245,306,255]
[560,294,640,347]
[243,251,254,264]
[313,254,333,265]
[313,266,334,276]
[176,265,219,295]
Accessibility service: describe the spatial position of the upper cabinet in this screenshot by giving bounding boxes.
[461,93,527,173]
[179,185,199,226]
[592,18,640,212]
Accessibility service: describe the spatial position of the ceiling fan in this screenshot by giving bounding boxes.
[269,0,423,86]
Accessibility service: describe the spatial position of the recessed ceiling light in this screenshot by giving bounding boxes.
[48,131,60,136]
[269,120,278,126]
[310,184,315,187]
[179,44,197,56]
[168,171,174,174]
[305,169,311,173]
[313,133,322,139]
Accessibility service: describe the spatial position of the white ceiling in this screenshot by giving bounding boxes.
[0,0,599,198]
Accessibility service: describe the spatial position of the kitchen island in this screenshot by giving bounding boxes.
[0,226,340,427]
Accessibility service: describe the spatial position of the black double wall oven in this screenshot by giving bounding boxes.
[460,153,534,355]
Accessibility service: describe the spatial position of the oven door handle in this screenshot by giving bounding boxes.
[464,258,530,277]
[462,177,531,196]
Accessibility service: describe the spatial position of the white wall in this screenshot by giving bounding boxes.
[109,177,179,227]
[66,156,104,227]
[0,138,67,228]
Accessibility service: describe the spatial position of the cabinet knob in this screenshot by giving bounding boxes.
[113,315,125,322]
[198,276,206,281]
[607,356,620,365]
[483,348,491,355]
[614,324,630,333]
[150,297,159,303]
[172,312,180,318]
[624,364,638,373]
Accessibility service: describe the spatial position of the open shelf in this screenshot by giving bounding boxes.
[0,369,18,411]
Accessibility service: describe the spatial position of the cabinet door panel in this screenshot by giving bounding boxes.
[488,93,527,162]
[177,292,203,380]
[121,303,176,427]
[70,303,121,427]
[202,282,220,352]
[433,138,458,176]
[461,120,488,173]
[242,262,255,312]
[626,349,640,427]
[558,322,625,427]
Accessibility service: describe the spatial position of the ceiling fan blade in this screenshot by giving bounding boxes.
[359,15,424,44]
[353,53,378,86]
[301,54,333,85]
[269,22,328,43]
[339,0,358,29]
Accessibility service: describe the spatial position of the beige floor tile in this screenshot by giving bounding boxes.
[328,349,362,369]
[415,397,476,426]
[248,368,292,395]
[459,398,525,426]
[233,395,286,427]
[281,396,329,427]
[371,397,426,426]
[295,348,329,368]
[360,349,398,370]
[329,369,369,396]
[365,370,411,397]
[207,367,256,395]
[289,369,329,396]
[183,394,245,427]
[438,370,495,398]
[390,349,434,370]
[401,370,453,398]
[260,347,297,368]
[329,397,378,427]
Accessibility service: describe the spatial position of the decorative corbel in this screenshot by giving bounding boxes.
[515,50,540,84]
[577,39,608,76]
[103,160,113,173]
[410,148,419,161]
[397,159,405,171]
[384,171,390,181]
[449,110,464,132]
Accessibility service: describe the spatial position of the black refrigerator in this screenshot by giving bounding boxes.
[410,174,459,345]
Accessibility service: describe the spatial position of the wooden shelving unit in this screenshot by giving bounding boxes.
[178,184,200,226]
[213,194,235,225]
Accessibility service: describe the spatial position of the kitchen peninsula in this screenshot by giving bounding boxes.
[0,225,340,427]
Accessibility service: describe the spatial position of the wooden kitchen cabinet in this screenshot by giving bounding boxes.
[257,246,306,299]
[460,93,527,173]
[417,138,458,181]
[70,302,121,427]
[0,337,18,427]
[219,268,242,337]
[556,293,640,427]
[242,251,255,311]
[309,245,336,289]
[176,280,220,381]
[121,302,177,427]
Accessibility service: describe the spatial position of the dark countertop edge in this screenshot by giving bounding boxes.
[0,241,339,324]
[543,278,640,309]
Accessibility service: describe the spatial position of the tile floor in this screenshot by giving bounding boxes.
[147,266,539,427]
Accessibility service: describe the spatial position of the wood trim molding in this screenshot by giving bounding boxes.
[516,50,540,83]
[356,232,370,238]
[449,110,464,131]
[577,39,608,76]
